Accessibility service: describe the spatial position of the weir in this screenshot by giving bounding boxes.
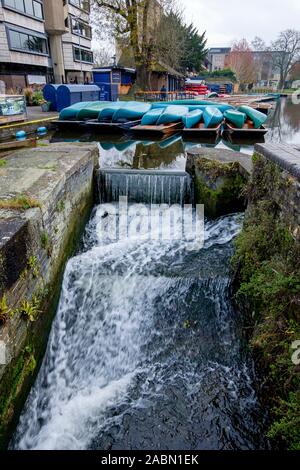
[98,169,194,205]
[9,150,268,450]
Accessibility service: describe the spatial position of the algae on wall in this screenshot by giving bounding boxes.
[190,157,247,218]
[232,152,300,450]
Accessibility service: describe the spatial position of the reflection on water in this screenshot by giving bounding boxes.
[266,97,300,145]
[50,98,300,171]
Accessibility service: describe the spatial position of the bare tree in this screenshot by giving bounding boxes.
[271,29,300,90]
[92,0,174,89]
[227,39,258,89]
[251,36,267,51]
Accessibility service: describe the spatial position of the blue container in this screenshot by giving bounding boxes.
[43,84,60,111]
[16,130,26,141]
[56,85,101,112]
[37,126,47,135]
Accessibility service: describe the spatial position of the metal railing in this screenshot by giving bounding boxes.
[134,91,203,102]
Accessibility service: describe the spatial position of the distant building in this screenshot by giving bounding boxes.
[207,47,282,87]
[253,51,280,87]
[0,0,94,91]
[207,48,231,72]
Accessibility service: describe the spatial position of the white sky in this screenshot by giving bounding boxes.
[180,0,300,47]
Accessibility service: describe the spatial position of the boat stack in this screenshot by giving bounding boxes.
[56,99,269,138]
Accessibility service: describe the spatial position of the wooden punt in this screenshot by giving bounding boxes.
[223,121,268,137]
[182,122,222,138]
[128,122,183,136]
[53,119,141,133]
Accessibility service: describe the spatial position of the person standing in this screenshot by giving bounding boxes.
[160,84,167,101]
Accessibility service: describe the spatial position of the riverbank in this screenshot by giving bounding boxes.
[1,137,299,449]
[0,107,58,141]
[232,143,300,450]
[0,142,99,448]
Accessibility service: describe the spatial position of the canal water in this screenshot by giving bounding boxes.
[11,97,299,450]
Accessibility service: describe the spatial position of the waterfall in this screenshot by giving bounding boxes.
[11,206,268,450]
[98,169,193,205]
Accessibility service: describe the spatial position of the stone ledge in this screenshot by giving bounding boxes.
[255,143,300,180]
[0,142,99,448]
[186,147,253,178]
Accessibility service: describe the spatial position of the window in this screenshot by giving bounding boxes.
[7,28,49,55]
[73,46,93,63]
[2,0,44,20]
[69,0,90,13]
[71,17,92,39]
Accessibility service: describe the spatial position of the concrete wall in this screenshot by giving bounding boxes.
[0,142,99,448]
[0,8,50,67]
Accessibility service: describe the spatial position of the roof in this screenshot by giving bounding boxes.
[209,48,231,54]
[151,61,185,78]
[92,66,136,74]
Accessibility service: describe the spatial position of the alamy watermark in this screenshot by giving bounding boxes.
[291,340,300,366]
[0,340,7,365]
[291,88,300,105]
[97,197,205,250]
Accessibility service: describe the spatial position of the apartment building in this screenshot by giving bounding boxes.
[207,48,231,72]
[0,0,94,91]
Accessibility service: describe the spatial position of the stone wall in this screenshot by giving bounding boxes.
[0,142,99,448]
[254,143,300,240]
[186,147,250,218]
[232,142,300,449]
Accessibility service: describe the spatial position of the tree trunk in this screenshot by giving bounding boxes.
[135,62,151,90]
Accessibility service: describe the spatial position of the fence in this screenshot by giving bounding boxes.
[134,91,200,102]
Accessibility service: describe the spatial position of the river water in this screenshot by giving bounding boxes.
[11,97,299,451]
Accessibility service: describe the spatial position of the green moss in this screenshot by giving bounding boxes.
[0,182,95,449]
[232,156,300,450]
[0,160,7,168]
[19,297,41,322]
[27,255,40,279]
[0,343,37,447]
[56,200,65,213]
[194,159,246,218]
[40,231,49,249]
[0,194,41,211]
[0,294,12,325]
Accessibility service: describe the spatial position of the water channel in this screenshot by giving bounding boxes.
[10,97,300,450]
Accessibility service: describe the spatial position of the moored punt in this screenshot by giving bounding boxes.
[203,106,224,128]
[76,102,110,120]
[156,105,189,125]
[141,108,164,125]
[182,122,222,139]
[224,109,247,129]
[237,105,268,129]
[98,102,126,121]
[182,109,203,129]
[53,119,141,133]
[223,120,268,137]
[127,122,183,137]
[59,102,95,120]
[151,102,233,113]
[222,131,266,147]
[112,102,152,122]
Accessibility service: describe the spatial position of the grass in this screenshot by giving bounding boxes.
[0,194,41,210]
[0,160,7,168]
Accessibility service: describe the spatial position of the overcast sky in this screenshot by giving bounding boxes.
[181,0,300,47]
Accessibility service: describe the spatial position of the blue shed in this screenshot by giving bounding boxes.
[43,84,60,111]
[93,67,135,97]
[56,85,101,112]
[96,83,119,101]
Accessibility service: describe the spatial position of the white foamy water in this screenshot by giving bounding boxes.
[11,208,266,450]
